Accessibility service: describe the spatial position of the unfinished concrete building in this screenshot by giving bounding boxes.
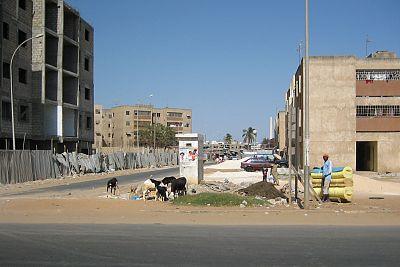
[94,104,192,150]
[31,0,94,152]
[0,0,34,149]
[284,51,400,173]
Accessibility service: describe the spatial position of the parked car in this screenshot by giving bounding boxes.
[274,158,288,168]
[241,157,273,172]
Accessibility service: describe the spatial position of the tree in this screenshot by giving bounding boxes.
[262,138,268,145]
[139,123,177,148]
[224,133,233,144]
[242,127,256,148]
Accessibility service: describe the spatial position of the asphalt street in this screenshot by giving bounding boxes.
[0,224,399,266]
[0,167,179,197]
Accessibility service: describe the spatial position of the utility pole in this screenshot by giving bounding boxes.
[136,102,140,148]
[288,80,293,202]
[304,0,310,209]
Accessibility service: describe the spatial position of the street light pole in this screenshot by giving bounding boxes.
[149,94,156,149]
[136,103,139,148]
[304,0,310,209]
[10,33,44,150]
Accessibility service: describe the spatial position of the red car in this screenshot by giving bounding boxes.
[241,158,273,172]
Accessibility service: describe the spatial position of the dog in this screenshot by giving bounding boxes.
[106,177,119,195]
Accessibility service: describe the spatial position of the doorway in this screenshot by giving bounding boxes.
[356,141,377,171]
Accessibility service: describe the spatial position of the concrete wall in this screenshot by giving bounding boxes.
[308,56,357,169]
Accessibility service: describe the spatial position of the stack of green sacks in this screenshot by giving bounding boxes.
[311,166,353,202]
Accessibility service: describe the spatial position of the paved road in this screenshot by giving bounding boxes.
[0,224,399,266]
[0,167,179,197]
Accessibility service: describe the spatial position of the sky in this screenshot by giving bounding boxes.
[69,0,400,142]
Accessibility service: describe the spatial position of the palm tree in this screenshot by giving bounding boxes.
[224,133,233,144]
[242,127,256,148]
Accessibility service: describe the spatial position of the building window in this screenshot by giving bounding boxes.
[95,109,100,114]
[85,87,90,100]
[19,68,27,84]
[126,111,130,115]
[3,22,9,40]
[3,62,10,79]
[108,133,111,137]
[19,0,26,10]
[19,105,29,122]
[86,116,92,129]
[18,30,27,47]
[126,121,130,126]
[357,105,400,117]
[167,112,183,117]
[356,69,400,81]
[85,29,90,41]
[84,57,90,71]
[108,123,111,128]
[2,101,11,121]
[186,115,191,119]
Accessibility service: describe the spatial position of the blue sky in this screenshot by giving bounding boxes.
[69,0,400,142]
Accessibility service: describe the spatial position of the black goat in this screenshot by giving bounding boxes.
[162,176,176,185]
[156,185,169,201]
[150,178,162,187]
[171,177,187,197]
[106,178,119,195]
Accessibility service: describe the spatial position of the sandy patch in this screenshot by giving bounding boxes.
[354,174,400,197]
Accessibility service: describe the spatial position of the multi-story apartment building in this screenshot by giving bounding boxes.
[31,0,94,153]
[284,51,400,173]
[0,0,94,152]
[0,0,33,149]
[94,104,192,149]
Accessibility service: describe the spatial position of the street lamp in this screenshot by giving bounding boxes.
[10,33,44,150]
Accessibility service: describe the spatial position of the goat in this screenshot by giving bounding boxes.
[171,177,187,197]
[156,185,169,201]
[106,177,119,195]
[161,176,176,185]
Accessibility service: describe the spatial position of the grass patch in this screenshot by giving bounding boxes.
[172,193,268,207]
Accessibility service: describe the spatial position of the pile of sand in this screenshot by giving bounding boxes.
[238,181,287,199]
[354,174,400,196]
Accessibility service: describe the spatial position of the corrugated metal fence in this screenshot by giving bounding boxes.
[0,149,178,185]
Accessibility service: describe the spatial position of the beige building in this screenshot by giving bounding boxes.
[94,104,192,149]
[284,51,400,173]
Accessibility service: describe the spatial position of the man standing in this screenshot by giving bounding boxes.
[322,153,332,202]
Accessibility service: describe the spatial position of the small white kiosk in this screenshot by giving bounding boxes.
[175,133,204,185]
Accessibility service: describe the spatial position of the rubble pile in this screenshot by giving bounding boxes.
[237,181,287,199]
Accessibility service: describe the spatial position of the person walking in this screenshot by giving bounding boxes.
[321,153,333,202]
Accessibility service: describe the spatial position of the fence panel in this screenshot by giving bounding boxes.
[0,149,178,185]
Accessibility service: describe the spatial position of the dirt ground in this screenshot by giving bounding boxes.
[1,160,400,226]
